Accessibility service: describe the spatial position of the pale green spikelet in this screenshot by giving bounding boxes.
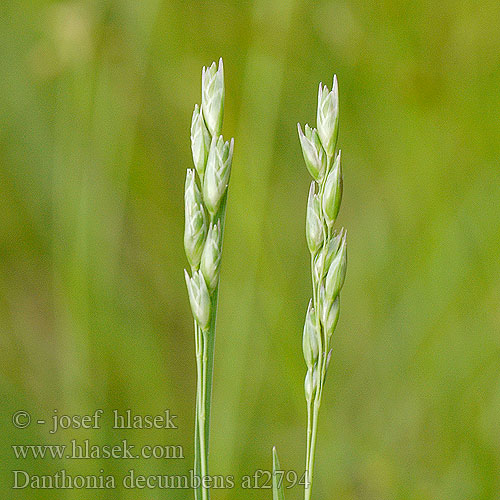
[325,232,347,302]
[184,169,207,268]
[298,124,327,181]
[201,58,224,137]
[184,269,211,331]
[191,104,211,181]
[203,135,234,215]
[304,367,315,403]
[316,75,339,157]
[306,182,323,255]
[200,221,222,293]
[302,301,319,370]
[322,151,342,225]
[323,296,340,342]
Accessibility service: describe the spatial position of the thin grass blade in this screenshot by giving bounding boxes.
[272,447,286,500]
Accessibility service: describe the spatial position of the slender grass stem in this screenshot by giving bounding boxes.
[198,330,209,500]
[305,403,311,466]
[305,397,321,500]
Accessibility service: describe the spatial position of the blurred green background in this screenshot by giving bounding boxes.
[1,0,500,499]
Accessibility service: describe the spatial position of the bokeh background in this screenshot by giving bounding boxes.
[2,0,500,499]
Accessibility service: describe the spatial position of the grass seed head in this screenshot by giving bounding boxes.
[299,74,346,500]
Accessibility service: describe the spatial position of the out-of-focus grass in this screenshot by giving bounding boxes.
[1,1,500,499]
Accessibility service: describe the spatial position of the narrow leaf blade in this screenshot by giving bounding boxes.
[272,447,285,500]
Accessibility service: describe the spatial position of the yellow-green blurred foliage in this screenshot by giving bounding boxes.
[1,0,500,499]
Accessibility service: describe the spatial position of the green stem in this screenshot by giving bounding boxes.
[198,330,209,500]
[194,321,203,500]
[305,400,312,480]
[305,397,321,500]
[194,400,200,500]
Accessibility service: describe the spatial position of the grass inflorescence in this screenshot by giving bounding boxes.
[298,75,346,500]
[184,58,234,500]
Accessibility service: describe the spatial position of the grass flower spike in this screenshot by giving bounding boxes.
[184,58,233,500]
[300,74,346,500]
[269,74,346,500]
